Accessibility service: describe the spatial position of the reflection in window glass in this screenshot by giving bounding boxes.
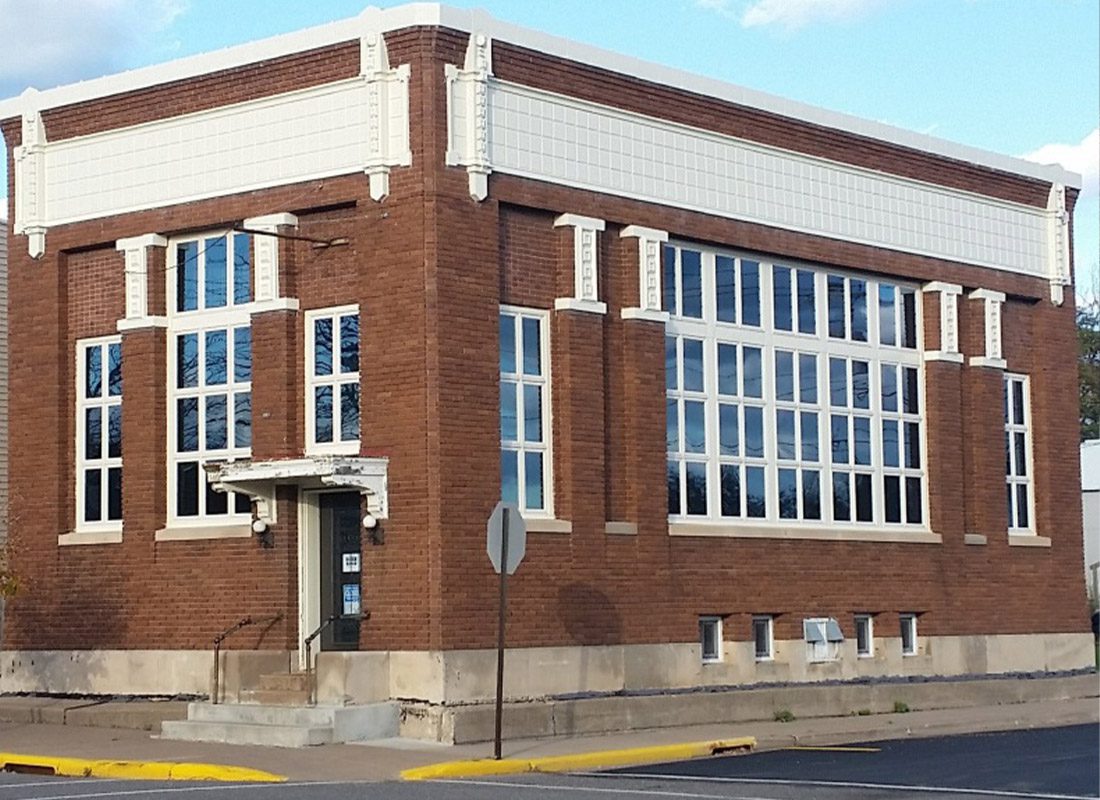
[879,284,897,346]
[681,249,703,319]
[828,276,845,338]
[309,310,360,451]
[773,266,792,331]
[500,309,550,514]
[797,270,816,334]
[716,255,736,323]
[741,260,760,327]
[850,279,868,342]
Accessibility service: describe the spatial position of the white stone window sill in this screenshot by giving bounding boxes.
[669,522,942,544]
[522,517,572,534]
[155,524,252,542]
[1008,533,1052,548]
[58,529,123,546]
[306,442,361,458]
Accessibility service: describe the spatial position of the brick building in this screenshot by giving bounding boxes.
[0,5,1091,738]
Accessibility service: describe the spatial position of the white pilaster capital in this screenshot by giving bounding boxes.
[359,25,411,203]
[968,356,1007,370]
[621,308,669,323]
[115,234,167,252]
[968,287,1005,365]
[554,214,605,310]
[968,288,1005,303]
[15,90,48,257]
[619,225,669,242]
[554,213,606,231]
[554,298,607,315]
[115,232,168,327]
[243,213,299,231]
[620,224,669,318]
[1046,183,1071,306]
[922,281,963,359]
[245,213,297,304]
[921,281,962,295]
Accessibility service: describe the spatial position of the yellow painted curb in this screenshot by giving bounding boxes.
[400,736,756,781]
[0,752,285,783]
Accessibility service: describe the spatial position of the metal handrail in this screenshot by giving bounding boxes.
[303,610,369,705]
[211,614,282,704]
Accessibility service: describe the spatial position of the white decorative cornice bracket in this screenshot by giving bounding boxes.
[13,90,47,259]
[244,213,301,312]
[620,225,670,323]
[967,288,1006,370]
[358,19,411,202]
[921,282,963,364]
[554,214,607,315]
[116,234,168,332]
[1045,183,1071,306]
[444,32,493,201]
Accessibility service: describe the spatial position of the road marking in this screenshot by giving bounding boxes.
[603,772,1096,800]
[438,779,775,799]
[0,779,134,789]
[0,780,361,800]
[781,746,881,752]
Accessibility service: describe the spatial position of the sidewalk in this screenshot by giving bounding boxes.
[1,696,1096,783]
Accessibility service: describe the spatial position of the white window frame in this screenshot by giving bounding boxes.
[1004,373,1035,533]
[166,231,254,525]
[855,614,875,658]
[900,613,919,656]
[752,615,774,661]
[305,305,361,456]
[665,242,928,530]
[75,336,123,532]
[499,305,554,517]
[803,616,844,663]
[699,616,723,663]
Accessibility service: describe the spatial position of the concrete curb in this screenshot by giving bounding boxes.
[400,736,756,781]
[0,752,286,783]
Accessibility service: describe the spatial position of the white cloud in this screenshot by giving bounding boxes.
[0,0,186,97]
[1023,128,1100,202]
[738,0,882,29]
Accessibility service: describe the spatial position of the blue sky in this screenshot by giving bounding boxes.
[1,0,1097,295]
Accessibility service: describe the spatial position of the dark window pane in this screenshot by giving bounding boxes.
[854,417,871,465]
[341,384,360,442]
[741,260,760,326]
[84,469,102,522]
[681,249,703,318]
[745,406,764,458]
[315,318,333,377]
[850,279,867,341]
[684,401,706,453]
[234,327,251,382]
[668,460,681,515]
[206,481,228,515]
[85,407,102,461]
[773,266,792,331]
[667,399,679,452]
[1016,484,1029,528]
[720,464,741,517]
[206,395,228,450]
[522,317,541,375]
[828,275,846,338]
[177,333,198,388]
[523,384,541,443]
[830,357,847,407]
[525,452,544,511]
[85,345,102,398]
[685,462,707,515]
[683,339,704,392]
[233,233,251,304]
[881,364,898,412]
[882,420,899,468]
[777,410,796,460]
[719,403,739,456]
[901,290,918,348]
[502,450,518,505]
[107,467,122,521]
[831,414,849,464]
[833,472,850,521]
[340,314,360,374]
[906,477,923,524]
[852,361,870,409]
[177,242,199,312]
[665,337,678,391]
[856,618,870,654]
[107,343,122,397]
[803,470,821,520]
[775,351,794,401]
[500,381,517,441]
[903,367,919,414]
[205,330,227,385]
[107,405,122,459]
[746,466,766,518]
[797,270,816,334]
[799,354,817,403]
[1005,431,1013,475]
[315,386,333,443]
[499,314,515,374]
[663,244,677,316]
[801,412,819,462]
[743,347,762,398]
[1014,432,1026,476]
[879,284,897,346]
[177,398,199,452]
[204,236,227,308]
[234,392,252,448]
[177,462,199,516]
[778,468,797,518]
[1012,381,1025,425]
[716,255,736,323]
[718,343,738,395]
[235,492,251,514]
[855,473,873,522]
[904,422,921,468]
[884,475,901,523]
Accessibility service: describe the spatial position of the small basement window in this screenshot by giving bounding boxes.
[804,617,844,662]
[752,615,774,661]
[699,616,722,663]
[900,613,918,656]
[855,614,874,658]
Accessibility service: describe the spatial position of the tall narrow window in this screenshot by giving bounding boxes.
[307,307,360,453]
[753,615,774,661]
[900,613,918,656]
[168,232,252,522]
[500,307,552,515]
[1004,374,1033,532]
[77,338,122,528]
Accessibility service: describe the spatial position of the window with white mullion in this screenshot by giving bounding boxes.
[500,307,552,515]
[774,348,824,521]
[306,307,361,454]
[76,337,123,529]
[1004,374,1033,532]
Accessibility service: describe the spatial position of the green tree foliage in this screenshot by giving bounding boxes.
[1081,299,1100,441]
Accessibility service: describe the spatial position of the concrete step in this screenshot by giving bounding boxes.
[239,689,311,706]
[188,702,338,728]
[160,719,332,747]
[258,672,310,692]
[173,702,401,745]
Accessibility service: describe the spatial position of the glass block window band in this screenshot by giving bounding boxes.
[77,338,123,528]
[1004,374,1033,532]
[500,307,552,515]
[306,307,361,453]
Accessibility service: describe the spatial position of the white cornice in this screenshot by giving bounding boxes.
[0,3,1080,190]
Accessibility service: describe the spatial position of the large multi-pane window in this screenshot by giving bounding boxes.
[1004,374,1033,532]
[499,307,551,515]
[306,307,361,453]
[665,243,925,528]
[77,337,122,528]
[168,233,253,521]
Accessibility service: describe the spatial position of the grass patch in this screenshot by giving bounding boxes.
[773,709,796,723]
[892,700,910,714]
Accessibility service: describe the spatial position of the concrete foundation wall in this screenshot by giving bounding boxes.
[0,650,211,695]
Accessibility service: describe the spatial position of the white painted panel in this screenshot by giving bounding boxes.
[42,79,373,226]
[487,81,1048,278]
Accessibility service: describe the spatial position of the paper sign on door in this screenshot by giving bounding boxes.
[342,553,361,573]
[342,583,361,616]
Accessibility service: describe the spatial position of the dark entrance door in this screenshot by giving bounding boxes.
[319,492,362,651]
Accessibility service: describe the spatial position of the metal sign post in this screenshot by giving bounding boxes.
[493,511,509,761]
[486,501,526,761]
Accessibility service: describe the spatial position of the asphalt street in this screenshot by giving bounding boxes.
[0,724,1096,799]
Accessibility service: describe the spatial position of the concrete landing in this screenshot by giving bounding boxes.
[160,702,399,747]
